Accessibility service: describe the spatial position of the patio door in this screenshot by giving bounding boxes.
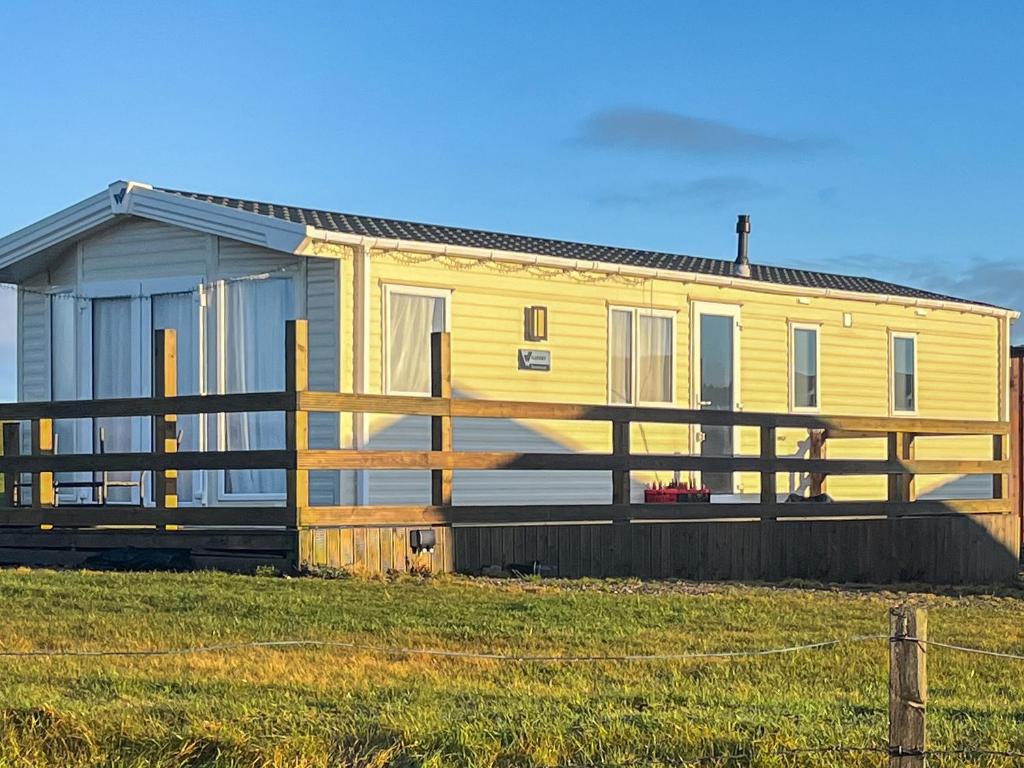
[85,288,205,505]
[693,303,740,495]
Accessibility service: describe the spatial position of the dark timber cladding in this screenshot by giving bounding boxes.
[0,322,1017,582]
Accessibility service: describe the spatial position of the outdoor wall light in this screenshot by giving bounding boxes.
[524,305,548,341]
[410,528,437,554]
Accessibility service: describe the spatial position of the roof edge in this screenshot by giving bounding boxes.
[0,182,1017,321]
[304,228,1020,320]
[0,182,311,280]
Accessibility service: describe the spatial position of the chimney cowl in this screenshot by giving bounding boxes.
[733,214,751,278]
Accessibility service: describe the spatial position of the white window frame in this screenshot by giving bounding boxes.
[789,321,821,413]
[889,330,919,415]
[606,305,677,407]
[383,284,452,397]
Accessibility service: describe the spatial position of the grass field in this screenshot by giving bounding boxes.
[2,570,1024,767]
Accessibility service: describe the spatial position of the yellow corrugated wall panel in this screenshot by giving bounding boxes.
[360,250,1003,504]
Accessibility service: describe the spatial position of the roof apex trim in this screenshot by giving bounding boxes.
[0,182,311,279]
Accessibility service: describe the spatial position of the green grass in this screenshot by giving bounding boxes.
[1,570,1024,767]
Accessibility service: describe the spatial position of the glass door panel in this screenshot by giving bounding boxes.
[697,311,737,494]
[153,292,202,504]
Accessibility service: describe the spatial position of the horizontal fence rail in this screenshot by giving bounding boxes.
[0,320,1014,580]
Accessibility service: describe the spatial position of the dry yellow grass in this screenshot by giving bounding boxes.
[1,569,1023,766]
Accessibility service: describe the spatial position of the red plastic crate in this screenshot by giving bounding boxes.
[644,483,711,503]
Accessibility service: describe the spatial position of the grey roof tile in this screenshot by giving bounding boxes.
[157,187,992,308]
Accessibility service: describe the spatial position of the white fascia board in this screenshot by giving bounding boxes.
[0,190,114,273]
[304,229,1019,321]
[0,180,310,279]
[124,186,309,254]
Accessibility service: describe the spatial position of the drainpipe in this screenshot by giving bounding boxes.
[352,245,371,504]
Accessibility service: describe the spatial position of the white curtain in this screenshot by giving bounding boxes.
[223,279,293,495]
[93,298,134,501]
[638,314,672,403]
[609,310,632,404]
[388,293,445,394]
[153,293,199,502]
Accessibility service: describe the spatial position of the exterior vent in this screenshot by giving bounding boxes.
[734,214,751,278]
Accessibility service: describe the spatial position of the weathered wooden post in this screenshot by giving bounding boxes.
[153,329,178,512]
[809,428,827,496]
[430,331,452,507]
[30,418,54,508]
[889,605,927,768]
[286,320,310,516]
[993,431,1007,501]
[1,422,21,507]
[611,420,631,507]
[887,432,916,505]
[760,422,777,512]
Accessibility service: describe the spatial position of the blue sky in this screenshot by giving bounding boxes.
[1,1,1022,400]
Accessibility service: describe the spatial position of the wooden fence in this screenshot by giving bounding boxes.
[0,321,1017,582]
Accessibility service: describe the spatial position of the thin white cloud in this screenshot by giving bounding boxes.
[579,108,834,156]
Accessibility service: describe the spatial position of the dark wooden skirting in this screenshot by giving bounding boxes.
[0,529,296,574]
[444,513,1021,584]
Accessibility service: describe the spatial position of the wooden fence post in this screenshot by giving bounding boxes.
[286,320,309,521]
[30,418,54,508]
[611,421,631,507]
[809,429,827,496]
[153,329,178,511]
[2,422,20,507]
[993,432,1006,501]
[431,331,453,507]
[889,605,927,768]
[760,424,777,513]
[887,432,915,505]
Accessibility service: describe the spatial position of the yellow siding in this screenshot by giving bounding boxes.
[354,249,1002,503]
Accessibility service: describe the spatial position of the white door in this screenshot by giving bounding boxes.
[692,302,741,495]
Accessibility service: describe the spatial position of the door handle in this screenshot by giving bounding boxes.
[699,400,712,407]
[695,431,706,443]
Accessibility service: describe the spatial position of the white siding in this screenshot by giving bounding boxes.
[18,289,50,402]
[82,219,207,283]
[216,237,294,279]
[306,258,342,505]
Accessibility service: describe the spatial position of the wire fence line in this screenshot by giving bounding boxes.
[561,744,1024,766]
[2,632,1024,664]
[0,634,892,661]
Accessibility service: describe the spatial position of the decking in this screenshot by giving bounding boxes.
[0,321,1017,583]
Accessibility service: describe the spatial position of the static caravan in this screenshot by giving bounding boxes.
[0,181,1014,503]
[0,181,1018,581]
